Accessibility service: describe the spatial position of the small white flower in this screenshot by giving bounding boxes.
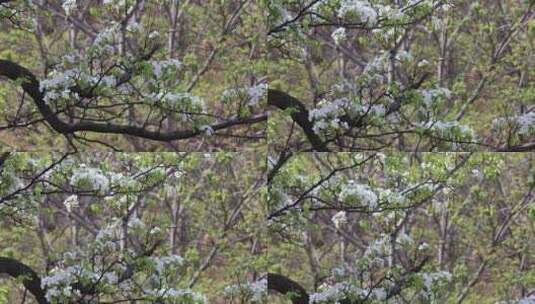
[517,112,535,134]
[63,195,79,212]
[339,180,378,209]
[338,0,378,26]
[62,0,77,16]
[417,59,429,67]
[247,83,267,106]
[331,211,348,229]
[331,27,347,45]
[418,242,430,251]
[101,75,116,87]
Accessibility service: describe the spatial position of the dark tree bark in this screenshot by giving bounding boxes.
[267,273,310,304]
[267,89,328,151]
[0,257,48,304]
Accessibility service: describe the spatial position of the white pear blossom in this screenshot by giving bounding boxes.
[247,83,267,106]
[148,31,160,39]
[331,211,348,229]
[339,180,378,209]
[62,0,77,16]
[378,5,404,20]
[225,278,267,302]
[150,59,182,78]
[419,87,451,107]
[309,98,352,134]
[151,255,184,274]
[63,194,79,212]
[500,297,535,304]
[517,112,535,134]
[493,112,535,135]
[331,27,347,45]
[338,0,378,26]
[309,282,368,303]
[420,120,476,142]
[41,266,83,301]
[421,271,452,289]
[418,242,430,251]
[417,59,430,67]
[70,165,110,194]
[39,69,79,102]
[100,75,116,87]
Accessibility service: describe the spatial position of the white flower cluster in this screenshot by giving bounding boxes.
[247,83,268,106]
[419,271,452,299]
[492,112,535,135]
[127,216,145,230]
[39,69,78,103]
[95,221,122,250]
[70,165,110,194]
[125,21,141,32]
[39,67,117,103]
[150,59,182,79]
[498,297,535,304]
[331,27,347,45]
[62,0,77,16]
[41,266,90,302]
[309,282,387,303]
[421,271,452,290]
[150,91,205,113]
[377,4,403,20]
[331,211,348,229]
[150,255,184,274]
[339,180,378,209]
[338,0,378,26]
[89,24,121,55]
[419,87,451,108]
[224,278,267,303]
[146,288,207,303]
[363,53,389,83]
[516,112,535,134]
[378,188,405,205]
[396,231,413,246]
[365,233,392,258]
[309,98,351,135]
[109,172,138,190]
[309,282,360,303]
[417,59,430,67]
[63,194,79,213]
[421,120,476,142]
[222,83,267,106]
[337,0,423,27]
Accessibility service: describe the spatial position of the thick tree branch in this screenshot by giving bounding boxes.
[0,257,48,304]
[267,273,310,304]
[0,59,266,143]
[496,141,535,152]
[268,89,328,151]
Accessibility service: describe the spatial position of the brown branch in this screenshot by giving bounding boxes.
[0,59,266,143]
[0,257,48,304]
[496,141,535,152]
[268,89,328,151]
[267,273,309,304]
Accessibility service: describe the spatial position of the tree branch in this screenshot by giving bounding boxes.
[0,59,266,143]
[268,89,328,151]
[267,273,309,304]
[0,257,48,304]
